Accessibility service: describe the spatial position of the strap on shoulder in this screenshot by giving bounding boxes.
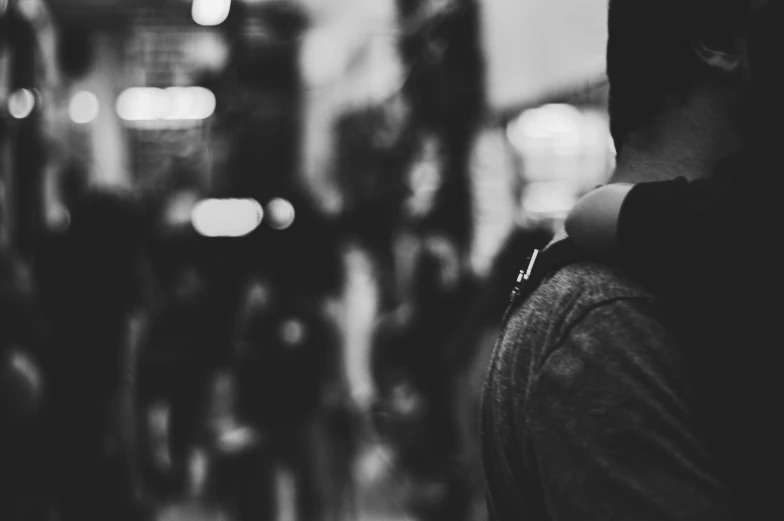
[508,239,585,307]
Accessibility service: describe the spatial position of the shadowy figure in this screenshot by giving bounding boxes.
[0,247,48,521]
[35,184,148,521]
[218,194,356,521]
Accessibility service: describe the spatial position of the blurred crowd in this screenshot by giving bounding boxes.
[1,1,561,521]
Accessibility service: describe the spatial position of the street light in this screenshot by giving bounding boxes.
[69,90,100,124]
[8,89,36,119]
[192,0,231,27]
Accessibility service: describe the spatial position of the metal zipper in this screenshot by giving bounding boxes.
[508,249,540,305]
[499,248,540,326]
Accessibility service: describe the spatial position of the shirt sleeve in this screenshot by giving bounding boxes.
[524,297,733,521]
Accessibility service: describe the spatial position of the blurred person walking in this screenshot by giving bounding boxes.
[362,0,487,517]
[137,263,215,502]
[35,180,149,521]
[0,247,48,521]
[221,196,355,521]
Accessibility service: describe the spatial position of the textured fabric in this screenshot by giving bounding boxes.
[616,153,760,302]
[613,152,783,518]
[480,261,733,521]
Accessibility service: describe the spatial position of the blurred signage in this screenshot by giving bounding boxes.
[123,10,227,191]
[116,87,216,126]
[128,28,226,87]
[128,125,210,193]
[126,6,230,86]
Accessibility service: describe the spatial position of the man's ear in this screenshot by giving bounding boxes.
[693,18,743,75]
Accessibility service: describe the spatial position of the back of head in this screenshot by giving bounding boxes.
[746,0,784,157]
[607,0,751,153]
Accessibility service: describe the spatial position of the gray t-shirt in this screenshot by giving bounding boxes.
[480,260,733,521]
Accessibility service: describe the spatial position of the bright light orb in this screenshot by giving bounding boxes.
[191,198,264,238]
[116,87,168,121]
[117,87,215,123]
[164,87,216,120]
[192,0,232,27]
[265,198,295,230]
[164,87,190,120]
[280,318,307,347]
[189,87,216,120]
[8,89,36,119]
[506,103,583,153]
[69,90,100,124]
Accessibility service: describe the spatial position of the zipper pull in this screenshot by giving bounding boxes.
[509,249,540,304]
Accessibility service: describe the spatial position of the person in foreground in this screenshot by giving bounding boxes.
[480,1,776,520]
[564,0,784,290]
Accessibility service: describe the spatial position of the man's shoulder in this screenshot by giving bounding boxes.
[482,263,731,521]
[513,260,658,347]
[537,260,653,306]
[490,259,689,395]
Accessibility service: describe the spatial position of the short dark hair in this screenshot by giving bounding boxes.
[606,0,751,153]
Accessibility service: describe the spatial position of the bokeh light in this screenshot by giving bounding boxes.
[116,87,166,121]
[192,0,231,27]
[46,203,72,233]
[185,87,217,120]
[116,87,216,123]
[68,90,100,124]
[280,318,307,347]
[8,89,36,119]
[265,198,296,230]
[191,198,264,238]
[506,103,583,153]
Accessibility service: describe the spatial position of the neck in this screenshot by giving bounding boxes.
[610,84,744,184]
